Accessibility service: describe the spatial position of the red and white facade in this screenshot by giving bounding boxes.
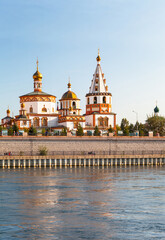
[85,51,116,130]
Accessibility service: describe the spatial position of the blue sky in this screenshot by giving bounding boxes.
[1,0,165,124]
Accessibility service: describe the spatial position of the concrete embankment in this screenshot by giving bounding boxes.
[1,136,165,155]
[0,136,165,168]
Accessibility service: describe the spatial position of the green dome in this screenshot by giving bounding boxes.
[154,106,159,113]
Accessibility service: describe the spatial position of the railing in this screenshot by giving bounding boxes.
[1,150,165,157]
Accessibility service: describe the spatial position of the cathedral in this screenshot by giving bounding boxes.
[1,51,116,134]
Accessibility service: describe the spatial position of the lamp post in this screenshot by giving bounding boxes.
[132,110,138,130]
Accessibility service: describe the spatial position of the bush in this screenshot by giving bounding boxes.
[28,126,37,136]
[76,124,84,136]
[39,146,48,156]
[94,126,100,136]
[61,127,67,136]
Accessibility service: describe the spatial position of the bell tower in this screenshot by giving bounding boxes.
[85,50,116,130]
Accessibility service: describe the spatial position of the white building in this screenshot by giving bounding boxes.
[19,60,59,128]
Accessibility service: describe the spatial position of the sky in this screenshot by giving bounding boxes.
[1,0,165,124]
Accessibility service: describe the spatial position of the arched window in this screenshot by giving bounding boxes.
[94,97,97,104]
[42,117,47,127]
[87,97,90,104]
[103,97,106,103]
[95,86,98,91]
[30,106,33,113]
[33,118,39,127]
[104,117,109,127]
[98,117,103,127]
[60,102,63,109]
[72,101,76,109]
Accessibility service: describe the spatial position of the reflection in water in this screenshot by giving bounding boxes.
[0,167,165,239]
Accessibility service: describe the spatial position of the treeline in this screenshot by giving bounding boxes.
[116,115,165,136]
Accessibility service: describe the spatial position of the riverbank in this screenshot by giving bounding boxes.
[0,136,165,156]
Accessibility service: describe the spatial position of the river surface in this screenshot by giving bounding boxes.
[0,166,165,240]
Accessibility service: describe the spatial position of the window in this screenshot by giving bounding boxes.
[60,102,63,109]
[103,97,106,103]
[95,86,98,91]
[104,117,109,127]
[72,101,76,109]
[33,118,39,127]
[98,117,103,126]
[29,106,33,113]
[94,97,97,104]
[87,97,90,104]
[42,117,47,127]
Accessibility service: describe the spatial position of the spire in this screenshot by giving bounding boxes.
[96,48,101,63]
[89,50,107,93]
[68,77,71,90]
[36,58,39,71]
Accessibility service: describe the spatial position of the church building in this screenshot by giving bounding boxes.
[19,60,59,128]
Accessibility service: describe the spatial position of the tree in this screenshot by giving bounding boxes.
[0,126,2,135]
[8,127,13,136]
[93,125,100,136]
[76,124,84,136]
[108,125,114,133]
[42,128,46,136]
[144,115,165,136]
[129,123,134,134]
[61,127,67,136]
[120,118,129,136]
[12,123,19,135]
[28,126,37,136]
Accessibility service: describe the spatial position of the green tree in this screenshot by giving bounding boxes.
[76,124,84,136]
[8,127,13,136]
[12,123,19,135]
[0,126,2,135]
[108,125,114,133]
[120,118,129,136]
[144,115,165,136]
[61,127,67,136]
[93,125,100,136]
[28,126,37,136]
[129,123,134,134]
[42,128,46,136]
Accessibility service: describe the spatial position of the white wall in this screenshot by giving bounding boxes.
[23,101,56,114]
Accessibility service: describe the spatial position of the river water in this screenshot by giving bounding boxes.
[0,166,165,240]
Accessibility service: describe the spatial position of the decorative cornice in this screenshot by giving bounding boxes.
[86,92,112,97]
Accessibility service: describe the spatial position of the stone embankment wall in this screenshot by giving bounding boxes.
[0,136,165,155]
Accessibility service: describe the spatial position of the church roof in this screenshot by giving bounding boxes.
[20,91,56,98]
[88,50,111,94]
[60,82,79,100]
[61,90,78,100]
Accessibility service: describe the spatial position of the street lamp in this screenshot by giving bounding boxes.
[132,110,138,131]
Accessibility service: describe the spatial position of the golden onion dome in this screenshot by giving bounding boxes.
[7,108,10,114]
[33,59,42,80]
[62,90,77,100]
[33,70,42,80]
